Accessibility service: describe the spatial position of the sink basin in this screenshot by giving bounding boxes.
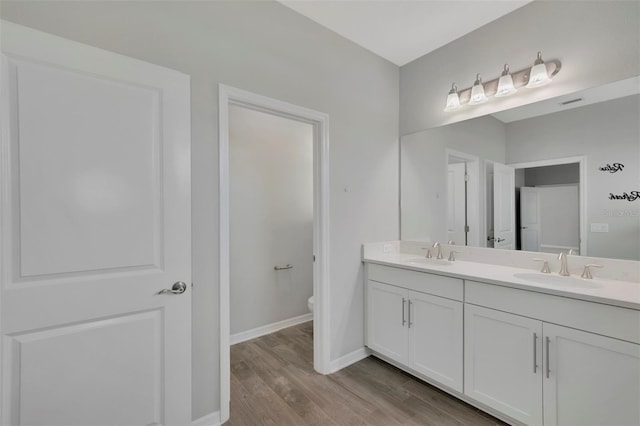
[513,272,602,289]
[406,257,453,267]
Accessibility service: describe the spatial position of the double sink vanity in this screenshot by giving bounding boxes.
[363,241,640,426]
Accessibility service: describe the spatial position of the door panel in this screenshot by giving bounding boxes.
[464,304,542,425]
[15,58,161,278]
[408,291,463,392]
[1,22,191,425]
[7,311,162,426]
[493,163,515,250]
[447,163,466,245]
[520,187,540,252]
[366,280,408,364]
[543,323,640,426]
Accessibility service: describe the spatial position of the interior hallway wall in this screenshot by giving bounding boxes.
[0,1,400,419]
[229,105,313,337]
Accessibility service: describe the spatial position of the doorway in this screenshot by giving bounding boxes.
[509,156,586,255]
[229,105,314,342]
[218,85,330,423]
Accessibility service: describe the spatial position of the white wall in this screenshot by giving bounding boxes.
[229,105,313,336]
[506,95,640,260]
[538,185,580,253]
[400,0,640,134]
[401,115,506,241]
[0,1,400,420]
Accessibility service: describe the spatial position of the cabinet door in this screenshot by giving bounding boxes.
[464,304,543,425]
[543,323,640,426]
[366,280,408,364]
[408,291,463,392]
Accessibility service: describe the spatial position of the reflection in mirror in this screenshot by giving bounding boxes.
[400,76,640,261]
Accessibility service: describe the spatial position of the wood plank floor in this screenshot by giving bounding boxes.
[226,321,507,426]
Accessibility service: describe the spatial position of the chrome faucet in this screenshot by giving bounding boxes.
[432,242,443,260]
[558,252,570,276]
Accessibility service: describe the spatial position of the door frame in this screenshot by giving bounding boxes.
[218,84,330,422]
[508,155,586,255]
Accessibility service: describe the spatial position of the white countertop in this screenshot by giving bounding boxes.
[364,252,640,310]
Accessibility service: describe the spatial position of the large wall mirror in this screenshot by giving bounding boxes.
[401,76,640,261]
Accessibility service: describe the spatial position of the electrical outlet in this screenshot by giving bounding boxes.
[383,243,393,253]
[590,223,609,233]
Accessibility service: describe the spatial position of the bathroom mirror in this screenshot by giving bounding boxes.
[400,76,640,261]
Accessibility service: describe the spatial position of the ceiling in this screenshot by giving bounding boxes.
[278,0,533,66]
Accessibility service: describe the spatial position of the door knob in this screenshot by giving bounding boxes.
[156,281,188,295]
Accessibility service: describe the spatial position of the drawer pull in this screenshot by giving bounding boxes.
[402,298,406,326]
[545,336,551,378]
[533,333,538,373]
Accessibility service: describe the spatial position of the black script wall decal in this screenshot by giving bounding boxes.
[609,191,639,202]
[599,163,624,173]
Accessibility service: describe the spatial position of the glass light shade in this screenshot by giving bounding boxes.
[444,83,461,112]
[526,63,552,87]
[468,74,487,105]
[526,52,552,88]
[495,65,517,97]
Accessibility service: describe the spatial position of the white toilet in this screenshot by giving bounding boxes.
[307,296,315,313]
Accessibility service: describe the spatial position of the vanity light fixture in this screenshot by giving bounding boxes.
[495,64,517,97]
[444,83,461,112]
[468,74,488,105]
[443,51,560,112]
[526,51,552,88]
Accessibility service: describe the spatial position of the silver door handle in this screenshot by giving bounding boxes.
[545,336,551,378]
[495,237,505,243]
[402,298,406,326]
[157,281,187,295]
[533,333,538,373]
[408,300,413,328]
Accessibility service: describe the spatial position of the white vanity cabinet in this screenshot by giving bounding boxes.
[464,304,543,425]
[543,323,640,426]
[465,280,640,426]
[366,264,463,392]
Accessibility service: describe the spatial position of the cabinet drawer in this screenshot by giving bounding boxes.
[368,263,462,301]
[466,280,640,344]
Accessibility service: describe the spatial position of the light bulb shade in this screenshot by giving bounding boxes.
[526,53,552,88]
[468,78,487,105]
[444,83,461,111]
[495,65,517,97]
[444,92,461,111]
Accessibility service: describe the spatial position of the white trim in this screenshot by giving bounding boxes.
[192,411,221,426]
[508,155,587,256]
[230,314,312,345]
[329,347,371,373]
[218,84,331,424]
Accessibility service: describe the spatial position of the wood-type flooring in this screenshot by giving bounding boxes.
[226,321,507,426]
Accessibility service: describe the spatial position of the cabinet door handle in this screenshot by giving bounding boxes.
[533,333,538,373]
[545,336,551,378]
[408,300,413,328]
[401,298,406,326]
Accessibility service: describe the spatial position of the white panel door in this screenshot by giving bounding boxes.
[543,323,640,426]
[366,281,408,364]
[447,163,466,245]
[408,291,463,392]
[1,22,191,426]
[464,304,543,425]
[493,163,515,250]
[520,187,540,252]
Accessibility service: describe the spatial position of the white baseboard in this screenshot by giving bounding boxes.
[192,411,221,426]
[329,346,371,373]
[230,313,312,345]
